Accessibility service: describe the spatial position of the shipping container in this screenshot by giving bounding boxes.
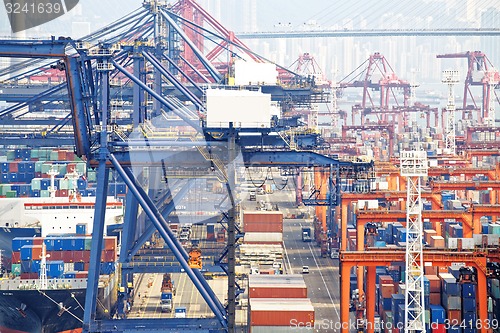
[249,298,314,326]
[249,274,307,298]
[244,232,283,244]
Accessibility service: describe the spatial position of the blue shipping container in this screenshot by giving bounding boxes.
[76,224,87,235]
[461,283,476,298]
[12,237,34,251]
[462,297,476,312]
[429,304,445,324]
[423,276,430,295]
[47,260,64,278]
[442,277,460,296]
[74,262,85,271]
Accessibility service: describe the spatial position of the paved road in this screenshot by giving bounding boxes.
[283,218,344,332]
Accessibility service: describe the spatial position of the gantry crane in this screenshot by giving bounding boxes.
[437,51,500,124]
[0,8,374,333]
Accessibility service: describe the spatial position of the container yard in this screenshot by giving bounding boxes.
[0,1,499,333]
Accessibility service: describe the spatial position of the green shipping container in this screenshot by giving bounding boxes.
[6,150,15,161]
[40,190,50,197]
[30,149,39,159]
[84,238,92,250]
[11,263,21,275]
[35,161,44,172]
[76,163,86,174]
[31,178,42,190]
[87,170,96,182]
[41,163,54,174]
[1,185,11,195]
[59,179,70,190]
[50,151,59,161]
[6,191,17,198]
[424,310,430,324]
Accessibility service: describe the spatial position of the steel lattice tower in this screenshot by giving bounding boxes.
[401,150,428,333]
[442,70,460,155]
[485,69,499,126]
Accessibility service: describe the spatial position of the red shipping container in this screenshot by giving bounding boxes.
[425,275,441,293]
[250,299,314,326]
[48,251,63,260]
[206,232,216,241]
[12,251,20,263]
[448,310,461,325]
[73,251,91,262]
[381,284,395,299]
[249,286,307,298]
[104,237,117,250]
[101,250,116,262]
[432,323,446,333]
[66,152,76,161]
[75,271,88,278]
[84,263,90,271]
[58,150,67,160]
[378,275,394,284]
[20,272,38,279]
[34,172,42,178]
[61,251,74,262]
[430,292,441,305]
[32,238,44,246]
[9,162,18,173]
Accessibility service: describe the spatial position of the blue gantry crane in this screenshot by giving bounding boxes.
[0,2,374,332]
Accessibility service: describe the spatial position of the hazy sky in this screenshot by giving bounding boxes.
[2,0,499,37]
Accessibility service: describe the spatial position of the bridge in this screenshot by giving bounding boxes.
[236,28,500,39]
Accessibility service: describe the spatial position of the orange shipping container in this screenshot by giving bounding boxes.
[424,266,438,275]
[381,284,395,299]
[249,298,314,326]
[249,286,307,298]
[430,235,445,248]
[424,229,437,244]
[243,211,283,224]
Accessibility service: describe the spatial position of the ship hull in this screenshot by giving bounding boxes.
[0,276,117,333]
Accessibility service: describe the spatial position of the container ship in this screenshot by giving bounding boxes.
[0,235,118,333]
[0,148,124,333]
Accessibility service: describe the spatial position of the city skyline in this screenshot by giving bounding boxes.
[0,0,499,86]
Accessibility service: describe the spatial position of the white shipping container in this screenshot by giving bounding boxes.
[64,262,75,272]
[460,238,475,250]
[447,237,458,249]
[473,234,483,246]
[357,199,379,210]
[206,89,272,128]
[244,232,283,244]
[234,61,277,86]
[488,234,499,246]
